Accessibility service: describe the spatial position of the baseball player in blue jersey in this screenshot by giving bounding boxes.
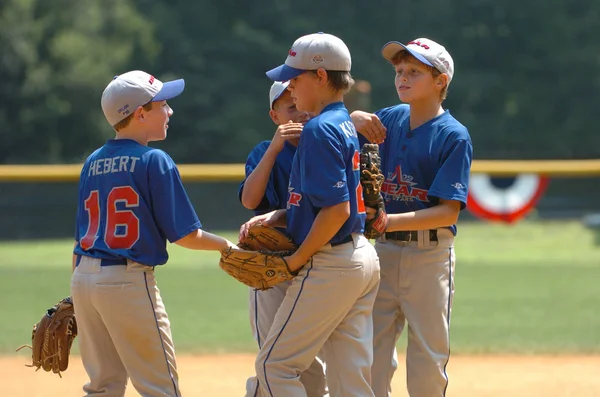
[240,32,380,397]
[238,81,328,397]
[352,38,473,397]
[70,70,234,397]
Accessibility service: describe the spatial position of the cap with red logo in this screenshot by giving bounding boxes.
[101,70,185,126]
[381,38,454,83]
[266,32,351,82]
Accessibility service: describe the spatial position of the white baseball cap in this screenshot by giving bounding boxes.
[381,38,454,83]
[266,32,351,82]
[101,70,185,126]
[269,81,290,109]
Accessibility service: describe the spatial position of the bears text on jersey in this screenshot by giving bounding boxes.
[382,165,429,202]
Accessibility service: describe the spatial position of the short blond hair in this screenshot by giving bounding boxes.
[391,51,448,101]
[113,102,154,131]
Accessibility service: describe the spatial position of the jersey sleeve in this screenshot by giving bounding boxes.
[300,124,349,207]
[238,141,279,211]
[374,105,395,124]
[374,104,407,127]
[427,135,473,209]
[148,151,202,243]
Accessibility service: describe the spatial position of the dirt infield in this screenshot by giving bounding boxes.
[2,354,599,396]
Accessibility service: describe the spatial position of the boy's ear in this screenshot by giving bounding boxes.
[133,105,146,121]
[436,74,449,88]
[269,109,280,125]
[315,68,328,85]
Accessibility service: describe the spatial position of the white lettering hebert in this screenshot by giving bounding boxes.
[110,156,119,173]
[119,156,128,172]
[94,159,103,176]
[339,120,357,138]
[88,156,141,176]
[103,158,111,174]
[129,157,139,172]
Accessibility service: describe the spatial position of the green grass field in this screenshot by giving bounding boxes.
[2,221,599,355]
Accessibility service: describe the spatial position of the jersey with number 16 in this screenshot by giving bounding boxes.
[73,139,201,266]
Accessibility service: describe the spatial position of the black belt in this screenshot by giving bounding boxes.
[331,235,353,247]
[76,255,127,267]
[384,230,438,242]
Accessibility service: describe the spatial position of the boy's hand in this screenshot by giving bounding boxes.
[351,111,386,144]
[269,121,304,152]
[239,210,286,241]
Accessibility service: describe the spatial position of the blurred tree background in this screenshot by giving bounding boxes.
[1,0,599,164]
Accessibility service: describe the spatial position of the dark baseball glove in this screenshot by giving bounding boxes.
[360,143,388,239]
[16,296,78,378]
[219,247,298,290]
[237,224,297,252]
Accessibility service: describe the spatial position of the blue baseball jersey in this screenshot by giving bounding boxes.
[359,104,472,235]
[73,139,201,266]
[286,102,365,245]
[238,140,296,215]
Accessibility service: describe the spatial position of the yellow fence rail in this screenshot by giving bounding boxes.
[0,159,599,182]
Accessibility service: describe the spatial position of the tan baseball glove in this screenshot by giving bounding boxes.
[220,224,298,290]
[219,247,298,290]
[16,296,78,378]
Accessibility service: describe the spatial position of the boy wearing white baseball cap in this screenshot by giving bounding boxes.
[240,32,381,397]
[351,38,473,397]
[238,82,328,397]
[239,81,308,210]
[72,71,235,396]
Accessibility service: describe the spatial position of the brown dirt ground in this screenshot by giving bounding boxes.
[1,354,599,397]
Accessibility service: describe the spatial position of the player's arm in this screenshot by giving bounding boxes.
[240,146,280,210]
[149,152,234,251]
[238,209,287,240]
[350,110,387,144]
[174,229,234,251]
[384,199,461,231]
[241,123,302,209]
[286,202,350,271]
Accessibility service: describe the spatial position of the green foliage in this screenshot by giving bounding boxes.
[1,0,600,163]
[0,0,156,163]
[2,223,600,355]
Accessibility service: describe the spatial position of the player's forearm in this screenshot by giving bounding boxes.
[241,148,279,209]
[266,209,287,228]
[386,201,460,231]
[174,229,232,251]
[290,201,350,269]
[350,111,368,132]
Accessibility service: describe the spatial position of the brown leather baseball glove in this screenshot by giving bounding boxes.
[219,247,298,290]
[237,224,297,252]
[220,224,298,290]
[360,143,389,239]
[16,296,78,378]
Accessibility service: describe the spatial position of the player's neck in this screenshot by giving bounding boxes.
[312,90,344,115]
[114,129,148,146]
[408,99,444,130]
